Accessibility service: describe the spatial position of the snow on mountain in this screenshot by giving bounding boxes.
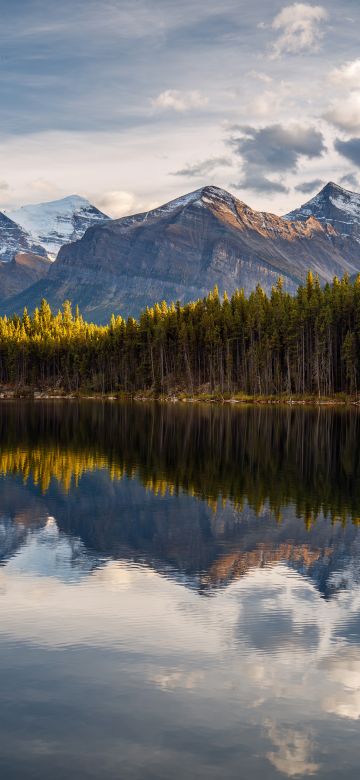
[284,182,360,243]
[0,210,47,262]
[8,195,110,259]
[5,184,360,323]
[116,186,241,229]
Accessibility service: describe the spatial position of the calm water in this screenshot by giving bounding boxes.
[1,401,360,779]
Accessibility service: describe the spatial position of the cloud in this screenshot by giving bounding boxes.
[228,123,325,172]
[247,70,273,84]
[228,123,324,195]
[232,171,289,194]
[151,90,208,113]
[170,157,231,177]
[271,3,328,58]
[340,173,360,190]
[29,178,62,196]
[325,92,360,132]
[0,180,9,191]
[335,137,360,167]
[246,83,292,120]
[329,58,360,90]
[295,178,324,194]
[94,190,138,218]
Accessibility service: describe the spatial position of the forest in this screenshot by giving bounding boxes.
[0,272,359,396]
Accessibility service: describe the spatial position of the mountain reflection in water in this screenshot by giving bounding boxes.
[0,401,360,780]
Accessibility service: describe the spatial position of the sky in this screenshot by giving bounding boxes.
[0,0,360,217]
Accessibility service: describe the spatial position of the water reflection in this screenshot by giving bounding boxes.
[0,400,360,519]
[0,401,360,779]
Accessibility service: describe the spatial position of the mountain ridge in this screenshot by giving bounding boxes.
[0,252,52,301]
[2,182,360,322]
[0,210,47,262]
[7,195,110,259]
[285,181,360,243]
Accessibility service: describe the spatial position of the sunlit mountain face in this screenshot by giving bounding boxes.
[5,184,360,323]
[1,401,360,779]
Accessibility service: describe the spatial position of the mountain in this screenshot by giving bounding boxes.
[7,195,110,259]
[285,181,360,243]
[0,196,109,304]
[0,252,52,301]
[0,210,47,262]
[3,185,360,323]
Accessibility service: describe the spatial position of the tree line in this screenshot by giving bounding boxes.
[0,272,359,395]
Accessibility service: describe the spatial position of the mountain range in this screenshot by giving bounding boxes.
[285,180,360,242]
[0,252,52,301]
[7,195,110,259]
[0,195,109,302]
[1,181,360,322]
[0,210,47,262]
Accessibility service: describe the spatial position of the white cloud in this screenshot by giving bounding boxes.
[94,191,158,219]
[247,70,273,84]
[246,82,293,120]
[0,180,9,191]
[151,89,208,112]
[271,3,328,58]
[29,178,62,196]
[94,190,139,218]
[329,58,360,90]
[325,91,360,132]
[325,58,360,132]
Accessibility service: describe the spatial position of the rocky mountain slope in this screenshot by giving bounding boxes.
[0,195,109,304]
[0,252,52,301]
[3,184,360,323]
[0,210,46,262]
[285,181,360,243]
[8,195,110,259]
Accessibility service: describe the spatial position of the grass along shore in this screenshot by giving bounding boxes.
[1,386,360,406]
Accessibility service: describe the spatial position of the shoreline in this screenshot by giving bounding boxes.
[0,389,360,406]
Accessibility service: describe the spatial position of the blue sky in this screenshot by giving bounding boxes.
[0,0,360,215]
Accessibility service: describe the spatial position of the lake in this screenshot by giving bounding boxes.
[0,401,360,779]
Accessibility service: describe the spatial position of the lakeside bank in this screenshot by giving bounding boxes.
[1,388,360,406]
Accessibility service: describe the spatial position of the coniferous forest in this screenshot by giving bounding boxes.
[0,272,360,396]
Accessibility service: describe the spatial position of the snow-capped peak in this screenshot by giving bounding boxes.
[0,210,47,262]
[284,181,360,242]
[156,185,240,213]
[114,186,244,232]
[7,195,110,259]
